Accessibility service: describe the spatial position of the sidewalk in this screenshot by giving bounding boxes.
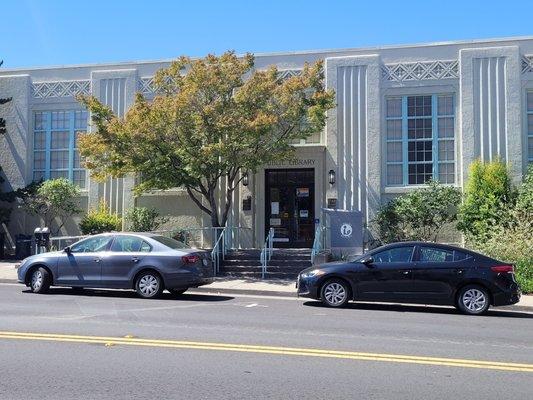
[1,261,532,311]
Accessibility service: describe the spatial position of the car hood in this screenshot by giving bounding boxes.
[300,261,351,275]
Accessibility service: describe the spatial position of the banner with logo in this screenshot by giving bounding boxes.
[324,209,363,255]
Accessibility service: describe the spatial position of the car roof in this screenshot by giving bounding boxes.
[372,241,476,254]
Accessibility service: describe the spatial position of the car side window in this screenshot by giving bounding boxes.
[70,236,112,253]
[373,246,414,263]
[140,241,152,253]
[454,251,470,261]
[420,247,454,262]
[110,236,146,253]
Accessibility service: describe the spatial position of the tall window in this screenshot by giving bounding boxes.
[527,92,533,163]
[385,95,455,186]
[33,110,88,188]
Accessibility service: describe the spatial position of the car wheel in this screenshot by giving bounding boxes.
[320,279,350,308]
[135,271,163,299]
[29,267,51,294]
[457,285,490,315]
[168,288,187,296]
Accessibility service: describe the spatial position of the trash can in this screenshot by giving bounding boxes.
[15,234,32,260]
[0,232,5,260]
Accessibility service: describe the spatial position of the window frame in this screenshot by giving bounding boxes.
[109,235,153,253]
[526,91,533,164]
[371,245,416,264]
[33,110,88,188]
[385,94,456,186]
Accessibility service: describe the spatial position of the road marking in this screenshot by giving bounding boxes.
[0,331,532,372]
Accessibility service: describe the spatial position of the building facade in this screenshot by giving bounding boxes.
[0,37,532,249]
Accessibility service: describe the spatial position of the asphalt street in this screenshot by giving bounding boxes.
[0,283,532,400]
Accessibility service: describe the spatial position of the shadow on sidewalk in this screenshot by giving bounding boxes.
[22,288,234,302]
[303,301,533,319]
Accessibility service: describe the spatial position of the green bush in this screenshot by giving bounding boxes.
[373,180,461,243]
[458,159,515,240]
[125,207,167,232]
[79,201,122,235]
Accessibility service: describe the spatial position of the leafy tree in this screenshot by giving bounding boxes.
[125,207,167,232]
[79,200,122,235]
[22,178,82,235]
[457,159,515,240]
[373,180,462,243]
[78,51,335,228]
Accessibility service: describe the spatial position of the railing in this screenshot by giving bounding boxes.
[259,228,274,279]
[310,225,329,264]
[210,227,227,275]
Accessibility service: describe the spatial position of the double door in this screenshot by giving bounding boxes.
[265,169,315,248]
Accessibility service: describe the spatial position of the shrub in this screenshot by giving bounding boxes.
[372,180,461,243]
[79,201,122,235]
[458,159,515,240]
[125,207,167,232]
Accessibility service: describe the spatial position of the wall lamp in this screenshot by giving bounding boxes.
[242,171,249,187]
[328,169,336,185]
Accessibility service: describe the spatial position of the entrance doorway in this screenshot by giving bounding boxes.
[265,169,315,248]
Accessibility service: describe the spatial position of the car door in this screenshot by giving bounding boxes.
[101,235,152,288]
[356,245,416,302]
[56,235,113,286]
[411,246,472,303]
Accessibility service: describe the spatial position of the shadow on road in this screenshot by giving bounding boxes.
[302,300,533,319]
[22,288,234,302]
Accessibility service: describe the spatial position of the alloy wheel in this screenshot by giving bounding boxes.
[138,274,160,297]
[31,270,43,291]
[462,288,487,313]
[323,282,347,306]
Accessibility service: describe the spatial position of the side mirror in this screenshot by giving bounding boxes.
[64,246,72,254]
[361,256,374,266]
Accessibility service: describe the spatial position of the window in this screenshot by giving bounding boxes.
[152,235,187,249]
[33,110,88,188]
[110,236,151,253]
[373,246,414,263]
[419,247,454,262]
[526,92,533,163]
[70,236,112,253]
[386,95,455,185]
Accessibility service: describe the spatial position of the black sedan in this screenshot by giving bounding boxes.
[297,242,521,315]
[17,233,213,298]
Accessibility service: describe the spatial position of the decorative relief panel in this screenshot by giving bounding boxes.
[521,55,533,73]
[276,69,302,81]
[138,77,156,94]
[32,80,90,98]
[381,60,459,82]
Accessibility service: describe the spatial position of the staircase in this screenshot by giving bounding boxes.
[220,248,312,279]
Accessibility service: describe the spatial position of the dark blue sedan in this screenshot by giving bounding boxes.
[17,233,213,298]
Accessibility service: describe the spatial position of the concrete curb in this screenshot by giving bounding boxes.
[2,277,531,312]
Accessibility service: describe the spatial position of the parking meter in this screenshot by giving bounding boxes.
[34,227,51,254]
[41,227,50,251]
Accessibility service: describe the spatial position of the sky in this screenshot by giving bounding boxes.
[0,0,532,69]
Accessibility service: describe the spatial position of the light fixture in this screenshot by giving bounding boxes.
[328,169,336,185]
[242,171,249,186]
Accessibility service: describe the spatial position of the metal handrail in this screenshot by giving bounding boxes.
[211,227,226,275]
[310,225,323,264]
[260,228,274,279]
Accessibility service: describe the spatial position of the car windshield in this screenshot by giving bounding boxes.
[152,235,187,250]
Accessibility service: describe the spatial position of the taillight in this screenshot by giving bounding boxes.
[182,255,200,264]
[491,265,514,273]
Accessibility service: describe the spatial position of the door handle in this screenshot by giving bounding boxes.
[94,258,101,263]
[402,270,411,275]
[132,257,140,263]
[454,269,464,274]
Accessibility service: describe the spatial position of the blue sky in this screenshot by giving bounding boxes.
[1,0,532,68]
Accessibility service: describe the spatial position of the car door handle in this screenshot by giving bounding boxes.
[132,257,140,263]
[454,269,465,274]
[402,270,411,275]
[94,258,101,263]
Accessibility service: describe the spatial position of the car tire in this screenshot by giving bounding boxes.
[320,279,350,308]
[135,271,164,299]
[29,267,51,294]
[168,288,187,296]
[456,285,490,315]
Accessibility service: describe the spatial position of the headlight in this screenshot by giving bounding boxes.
[301,269,324,278]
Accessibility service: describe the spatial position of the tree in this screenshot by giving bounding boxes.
[373,180,462,243]
[457,159,515,240]
[78,51,335,227]
[22,178,82,235]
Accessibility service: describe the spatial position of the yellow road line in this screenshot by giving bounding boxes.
[0,331,532,373]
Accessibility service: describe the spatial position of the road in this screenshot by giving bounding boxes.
[0,283,532,400]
